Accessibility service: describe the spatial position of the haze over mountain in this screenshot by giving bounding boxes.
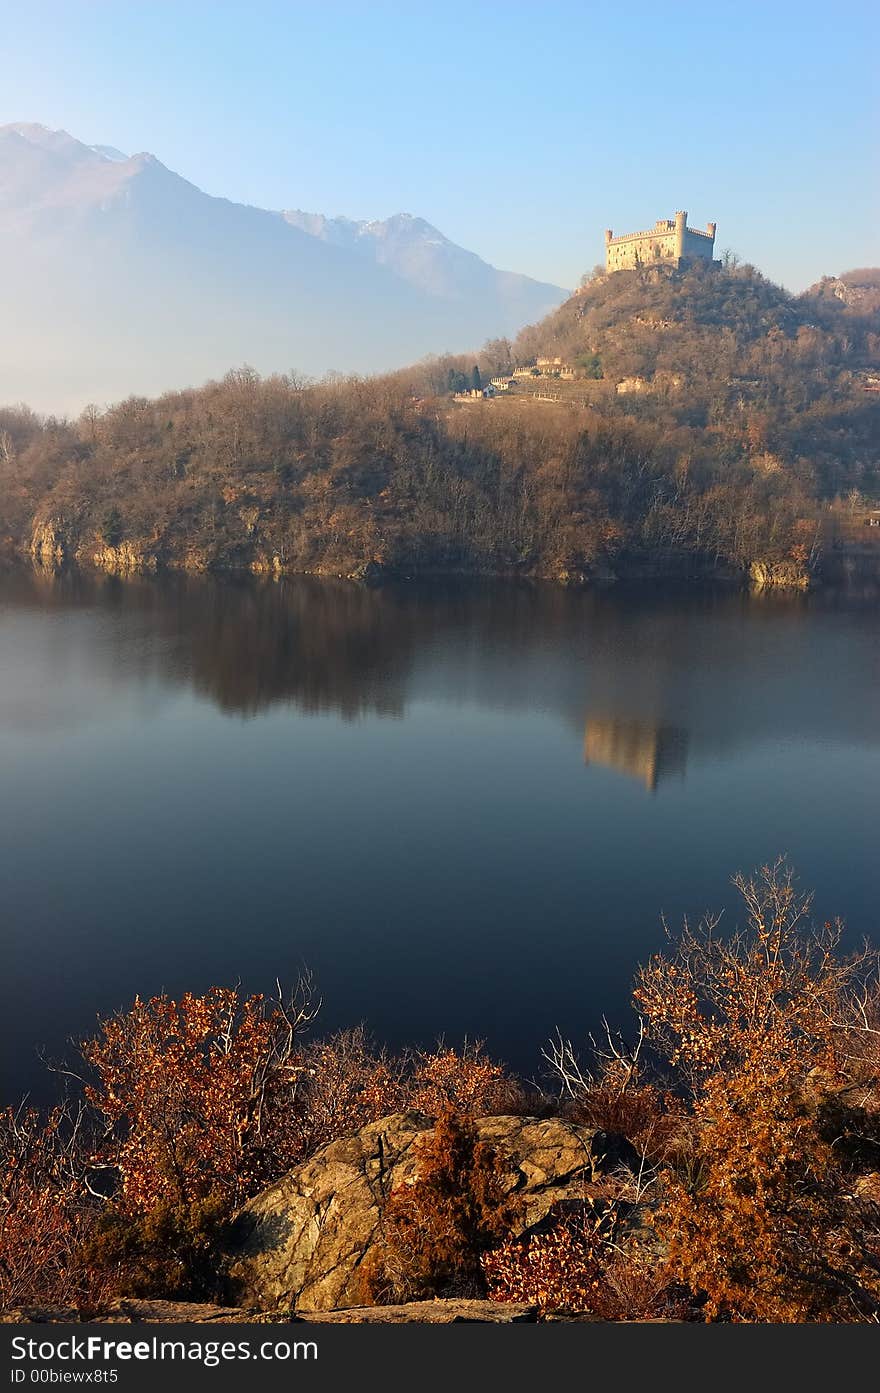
[282,209,553,309]
[0,123,567,413]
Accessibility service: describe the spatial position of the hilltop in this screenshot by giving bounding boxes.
[490,259,879,502]
[0,123,565,412]
[516,258,880,374]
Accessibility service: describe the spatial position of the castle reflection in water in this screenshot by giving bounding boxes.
[583,718,688,792]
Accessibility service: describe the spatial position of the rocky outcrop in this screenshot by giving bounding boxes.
[346,560,386,585]
[226,1111,617,1312]
[251,553,286,577]
[30,519,68,567]
[89,542,158,575]
[749,558,811,590]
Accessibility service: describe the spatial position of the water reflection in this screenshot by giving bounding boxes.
[584,719,688,792]
[1,567,878,1103]
[3,567,878,777]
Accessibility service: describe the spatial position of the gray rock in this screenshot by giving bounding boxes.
[226,1111,610,1312]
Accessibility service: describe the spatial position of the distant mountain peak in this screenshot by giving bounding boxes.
[282,207,560,303]
[362,213,451,243]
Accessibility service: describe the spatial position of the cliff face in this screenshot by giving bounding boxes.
[29,521,158,576]
[29,519,67,567]
[803,270,880,318]
[749,558,811,590]
[90,542,159,575]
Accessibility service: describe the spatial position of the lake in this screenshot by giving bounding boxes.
[1,568,878,1103]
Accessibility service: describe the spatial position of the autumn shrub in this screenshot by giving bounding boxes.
[357,1111,519,1304]
[292,1026,408,1156]
[482,1204,612,1315]
[70,983,316,1299]
[546,1027,689,1168]
[0,1104,107,1310]
[82,984,315,1215]
[80,1194,229,1301]
[482,1202,672,1319]
[410,1043,526,1117]
[635,860,880,1322]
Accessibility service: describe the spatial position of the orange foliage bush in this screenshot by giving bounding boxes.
[0,1105,107,1310]
[482,1205,613,1315]
[482,1201,674,1319]
[410,1043,524,1117]
[634,860,880,1321]
[82,985,314,1214]
[293,1027,407,1156]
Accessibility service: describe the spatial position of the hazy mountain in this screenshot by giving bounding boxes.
[0,124,567,413]
[283,209,562,313]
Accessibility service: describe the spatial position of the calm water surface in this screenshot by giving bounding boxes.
[1,570,878,1101]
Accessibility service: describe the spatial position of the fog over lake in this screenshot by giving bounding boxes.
[1,570,878,1102]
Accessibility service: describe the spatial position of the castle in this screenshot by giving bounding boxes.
[605,211,716,272]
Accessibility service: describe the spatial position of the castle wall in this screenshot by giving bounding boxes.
[605,213,716,272]
[606,233,678,272]
[681,227,715,261]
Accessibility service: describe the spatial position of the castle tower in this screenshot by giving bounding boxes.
[674,210,687,262]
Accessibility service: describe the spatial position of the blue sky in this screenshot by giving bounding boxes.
[4,0,877,290]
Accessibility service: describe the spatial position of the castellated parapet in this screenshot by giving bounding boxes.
[605,212,717,272]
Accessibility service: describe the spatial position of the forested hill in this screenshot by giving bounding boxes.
[1,260,878,588]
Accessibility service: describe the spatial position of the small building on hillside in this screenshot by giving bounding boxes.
[536,357,575,379]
